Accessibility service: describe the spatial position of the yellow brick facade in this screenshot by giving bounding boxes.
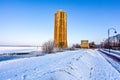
[54,10,68,48]
[81,40,89,49]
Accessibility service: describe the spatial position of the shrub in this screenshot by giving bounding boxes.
[42,40,56,53]
[89,42,96,48]
[72,44,80,48]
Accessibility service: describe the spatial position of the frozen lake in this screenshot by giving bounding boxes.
[0,47,42,61]
[0,47,41,54]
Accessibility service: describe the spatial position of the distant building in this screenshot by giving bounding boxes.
[54,10,68,48]
[101,34,120,50]
[81,40,89,49]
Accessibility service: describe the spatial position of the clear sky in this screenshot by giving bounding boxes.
[0,0,120,46]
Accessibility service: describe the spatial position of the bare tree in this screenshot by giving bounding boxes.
[69,44,80,50]
[89,42,96,48]
[72,44,80,48]
[42,40,56,53]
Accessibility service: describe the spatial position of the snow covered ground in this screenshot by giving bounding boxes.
[0,49,120,80]
[99,49,120,60]
[99,49,120,72]
[100,52,120,73]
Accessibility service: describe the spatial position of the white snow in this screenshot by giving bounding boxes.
[100,49,120,59]
[99,49,120,72]
[100,52,120,72]
[0,49,120,80]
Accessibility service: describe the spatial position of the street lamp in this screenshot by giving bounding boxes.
[108,28,117,53]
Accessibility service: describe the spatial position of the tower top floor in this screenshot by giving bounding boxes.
[55,9,66,13]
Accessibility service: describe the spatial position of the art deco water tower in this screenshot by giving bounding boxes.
[54,10,68,48]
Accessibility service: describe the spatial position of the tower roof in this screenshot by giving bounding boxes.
[58,9,65,12]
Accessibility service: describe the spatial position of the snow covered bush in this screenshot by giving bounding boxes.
[42,40,56,53]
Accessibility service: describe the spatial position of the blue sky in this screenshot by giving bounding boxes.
[0,0,120,46]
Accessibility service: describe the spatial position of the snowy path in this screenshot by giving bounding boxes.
[99,49,120,73]
[0,49,120,80]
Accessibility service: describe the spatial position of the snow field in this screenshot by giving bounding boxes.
[0,49,120,80]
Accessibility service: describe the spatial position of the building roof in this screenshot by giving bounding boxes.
[58,9,65,12]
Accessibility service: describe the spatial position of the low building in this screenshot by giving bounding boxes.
[81,40,89,49]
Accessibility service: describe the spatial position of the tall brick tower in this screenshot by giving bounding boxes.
[54,10,68,48]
